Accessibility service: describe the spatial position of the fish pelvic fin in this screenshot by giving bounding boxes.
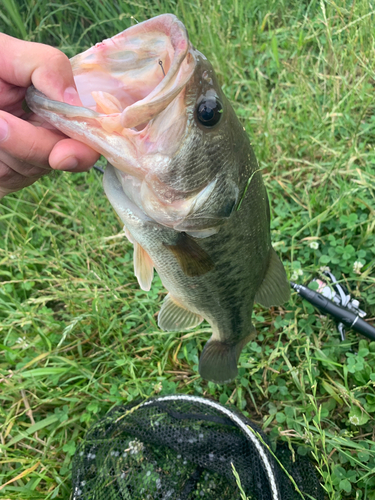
[158,293,203,331]
[199,328,256,384]
[254,247,290,307]
[134,242,154,291]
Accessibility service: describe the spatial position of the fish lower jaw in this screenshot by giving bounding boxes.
[122,178,221,233]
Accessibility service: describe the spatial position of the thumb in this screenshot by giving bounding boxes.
[0,33,81,105]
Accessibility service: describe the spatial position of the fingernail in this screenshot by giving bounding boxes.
[63,86,81,106]
[0,118,9,142]
[56,157,79,171]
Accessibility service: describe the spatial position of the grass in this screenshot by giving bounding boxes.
[1,0,375,498]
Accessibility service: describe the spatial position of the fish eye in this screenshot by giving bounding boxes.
[196,96,223,127]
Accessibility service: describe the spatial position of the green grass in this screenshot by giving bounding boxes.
[1,0,375,498]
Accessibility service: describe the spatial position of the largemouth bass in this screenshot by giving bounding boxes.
[26,14,290,383]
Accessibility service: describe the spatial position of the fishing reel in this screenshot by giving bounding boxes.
[307,271,367,341]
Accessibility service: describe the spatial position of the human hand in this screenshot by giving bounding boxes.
[0,34,100,199]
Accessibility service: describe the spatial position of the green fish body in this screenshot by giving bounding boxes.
[26,14,290,383]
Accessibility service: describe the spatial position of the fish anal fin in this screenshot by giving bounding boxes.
[163,232,214,277]
[254,247,290,307]
[158,293,203,332]
[198,328,255,384]
[134,242,154,291]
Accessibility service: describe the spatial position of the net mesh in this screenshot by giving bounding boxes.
[70,395,323,500]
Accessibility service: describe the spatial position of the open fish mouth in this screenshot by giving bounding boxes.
[26,14,196,179]
[26,14,237,233]
[71,14,195,132]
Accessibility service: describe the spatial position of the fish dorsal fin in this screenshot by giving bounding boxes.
[254,247,290,307]
[163,232,214,277]
[199,328,256,384]
[133,242,154,291]
[158,293,203,331]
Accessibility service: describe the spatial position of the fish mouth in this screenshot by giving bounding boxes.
[26,14,196,177]
[26,15,227,234]
[72,14,195,130]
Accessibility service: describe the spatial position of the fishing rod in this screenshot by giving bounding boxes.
[93,164,105,173]
[291,271,375,342]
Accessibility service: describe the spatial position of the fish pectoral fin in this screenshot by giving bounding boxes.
[163,232,214,277]
[124,227,136,244]
[158,293,203,332]
[254,247,290,307]
[199,330,255,384]
[133,242,154,291]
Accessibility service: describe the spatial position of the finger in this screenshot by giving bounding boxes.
[0,111,100,172]
[0,111,65,169]
[49,138,100,172]
[0,159,44,199]
[0,34,81,105]
[0,78,26,111]
[0,149,47,178]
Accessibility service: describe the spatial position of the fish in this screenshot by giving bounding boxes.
[26,14,290,384]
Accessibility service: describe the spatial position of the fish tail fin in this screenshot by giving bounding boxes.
[199,328,255,384]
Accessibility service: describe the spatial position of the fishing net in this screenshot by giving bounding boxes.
[70,395,323,500]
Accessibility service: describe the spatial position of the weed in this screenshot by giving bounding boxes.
[1,1,375,498]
